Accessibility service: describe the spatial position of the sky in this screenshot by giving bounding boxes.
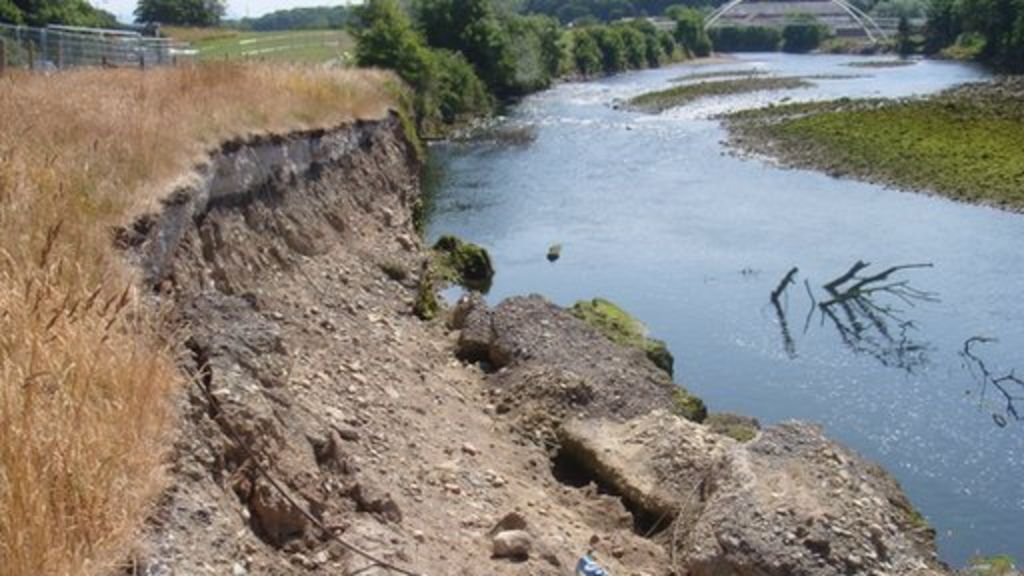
[91,0,354,22]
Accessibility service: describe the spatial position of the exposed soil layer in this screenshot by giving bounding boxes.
[129,113,953,576]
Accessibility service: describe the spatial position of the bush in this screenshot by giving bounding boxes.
[781,17,829,53]
[572,28,603,75]
[592,26,627,73]
[709,25,782,51]
[430,49,494,123]
[669,6,712,56]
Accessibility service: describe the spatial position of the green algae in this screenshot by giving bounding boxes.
[628,76,813,113]
[725,82,1024,210]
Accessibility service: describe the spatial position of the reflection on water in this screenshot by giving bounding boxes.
[770,261,937,373]
[961,337,1024,428]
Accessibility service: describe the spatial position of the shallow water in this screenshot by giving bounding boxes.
[425,53,1023,565]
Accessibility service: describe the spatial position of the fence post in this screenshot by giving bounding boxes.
[0,39,6,77]
[28,42,35,70]
[138,51,145,70]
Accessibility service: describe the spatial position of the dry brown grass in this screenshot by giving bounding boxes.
[0,63,396,576]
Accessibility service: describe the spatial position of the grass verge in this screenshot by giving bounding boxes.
[165,27,354,64]
[724,79,1024,210]
[628,76,813,112]
[0,63,395,576]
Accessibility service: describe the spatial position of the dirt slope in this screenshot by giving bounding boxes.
[128,114,950,576]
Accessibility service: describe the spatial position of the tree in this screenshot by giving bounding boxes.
[135,0,225,26]
[0,0,23,23]
[924,0,962,53]
[3,0,116,26]
[572,28,602,75]
[354,0,433,91]
[669,6,712,56]
[896,15,914,54]
[781,14,828,52]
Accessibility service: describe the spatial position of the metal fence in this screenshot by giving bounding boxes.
[0,23,194,72]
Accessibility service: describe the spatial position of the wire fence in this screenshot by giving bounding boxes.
[0,23,194,72]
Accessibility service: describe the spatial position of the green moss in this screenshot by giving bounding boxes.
[643,339,674,377]
[968,554,1017,575]
[845,59,916,68]
[570,298,675,377]
[671,388,707,423]
[379,260,408,282]
[705,412,759,442]
[905,504,932,533]
[414,268,439,320]
[431,235,494,292]
[728,89,1024,209]
[628,76,813,113]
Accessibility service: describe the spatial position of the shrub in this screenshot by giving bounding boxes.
[782,17,829,53]
[709,25,782,51]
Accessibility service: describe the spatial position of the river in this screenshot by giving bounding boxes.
[424,52,1022,566]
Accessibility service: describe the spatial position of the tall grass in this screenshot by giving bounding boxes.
[0,63,396,576]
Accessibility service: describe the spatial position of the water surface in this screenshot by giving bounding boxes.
[425,53,1022,565]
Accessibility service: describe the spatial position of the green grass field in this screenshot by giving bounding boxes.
[165,27,354,64]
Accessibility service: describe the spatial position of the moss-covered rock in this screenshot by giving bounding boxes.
[414,264,440,320]
[966,555,1017,576]
[644,339,674,377]
[671,388,707,423]
[705,412,760,442]
[570,298,676,378]
[432,235,494,292]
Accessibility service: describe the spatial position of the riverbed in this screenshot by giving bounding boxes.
[425,53,1022,565]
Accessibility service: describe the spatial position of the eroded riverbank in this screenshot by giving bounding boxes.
[122,108,964,576]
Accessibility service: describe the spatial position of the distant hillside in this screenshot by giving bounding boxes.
[238,5,350,31]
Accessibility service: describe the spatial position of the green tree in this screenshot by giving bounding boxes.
[592,26,627,72]
[355,0,432,88]
[432,49,493,122]
[896,15,915,54]
[924,0,962,52]
[572,28,602,75]
[781,14,828,52]
[617,24,648,68]
[0,0,23,23]
[135,0,225,25]
[669,6,713,56]
[4,0,116,26]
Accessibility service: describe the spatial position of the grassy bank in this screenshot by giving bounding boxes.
[0,64,394,576]
[725,79,1024,210]
[628,76,813,112]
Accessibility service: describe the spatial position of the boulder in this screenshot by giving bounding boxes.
[557,412,949,576]
[492,530,533,560]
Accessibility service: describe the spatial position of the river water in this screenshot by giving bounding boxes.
[424,53,1023,565]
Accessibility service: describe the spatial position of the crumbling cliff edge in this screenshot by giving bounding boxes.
[125,112,949,576]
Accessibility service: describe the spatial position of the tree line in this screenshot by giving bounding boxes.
[925,0,1024,71]
[0,0,116,27]
[353,0,713,133]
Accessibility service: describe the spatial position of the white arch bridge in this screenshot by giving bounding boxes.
[704,0,889,42]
